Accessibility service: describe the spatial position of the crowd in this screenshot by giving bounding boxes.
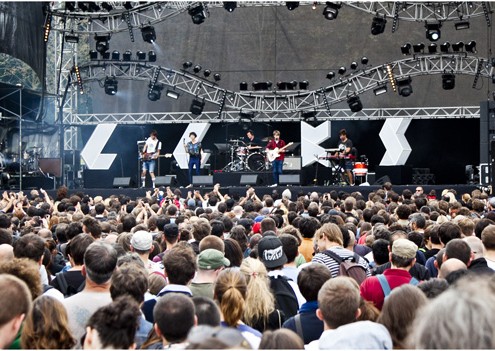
[1,182,495,349]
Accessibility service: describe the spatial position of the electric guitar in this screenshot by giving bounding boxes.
[266,142,293,162]
[140,153,173,161]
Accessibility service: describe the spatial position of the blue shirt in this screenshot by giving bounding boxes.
[282,301,323,344]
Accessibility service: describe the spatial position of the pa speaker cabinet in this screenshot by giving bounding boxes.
[279,174,300,185]
[240,174,259,186]
[284,157,301,170]
[113,177,133,188]
[155,175,177,187]
[193,175,214,186]
[375,165,412,185]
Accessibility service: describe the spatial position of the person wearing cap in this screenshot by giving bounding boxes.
[360,238,419,310]
[130,230,161,273]
[190,249,230,299]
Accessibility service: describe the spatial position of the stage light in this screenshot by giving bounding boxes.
[386,64,396,92]
[148,51,156,62]
[189,4,206,25]
[123,2,133,10]
[43,13,52,43]
[148,83,164,101]
[203,69,211,78]
[465,40,476,53]
[78,2,89,11]
[111,50,120,60]
[193,65,202,73]
[442,73,455,90]
[123,50,132,61]
[401,43,411,55]
[452,41,464,52]
[65,2,76,11]
[74,65,84,94]
[373,85,387,96]
[136,51,146,60]
[286,2,299,11]
[239,111,255,130]
[104,77,118,95]
[371,16,386,35]
[101,52,110,60]
[223,2,237,12]
[213,73,221,81]
[413,43,425,53]
[141,26,156,43]
[428,43,437,54]
[101,2,113,11]
[183,61,193,69]
[426,22,441,41]
[397,77,413,97]
[301,110,317,123]
[65,31,79,43]
[455,21,470,30]
[299,81,309,90]
[338,67,346,75]
[350,61,358,70]
[95,34,110,54]
[347,95,363,112]
[89,50,98,60]
[326,71,335,79]
[190,98,205,115]
[240,81,248,90]
[88,2,101,12]
[166,89,180,99]
[252,82,272,91]
[440,42,450,53]
[361,56,369,65]
[323,2,341,20]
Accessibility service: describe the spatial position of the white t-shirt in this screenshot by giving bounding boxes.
[145,137,162,154]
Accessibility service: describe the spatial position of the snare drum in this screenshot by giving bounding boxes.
[353,162,368,176]
[236,146,248,156]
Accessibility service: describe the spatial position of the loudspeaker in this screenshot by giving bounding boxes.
[155,175,177,187]
[240,174,259,186]
[374,175,391,186]
[193,175,213,186]
[375,165,412,185]
[39,158,62,177]
[113,177,133,188]
[284,157,301,170]
[480,101,495,164]
[279,174,300,185]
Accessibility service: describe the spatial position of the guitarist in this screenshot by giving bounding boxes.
[265,130,286,187]
[141,130,162,188]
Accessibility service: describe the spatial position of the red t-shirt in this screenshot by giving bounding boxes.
[266,139,286,161]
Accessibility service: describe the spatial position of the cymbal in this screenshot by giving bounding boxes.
[261,136,273,142]
[228,139,241,142]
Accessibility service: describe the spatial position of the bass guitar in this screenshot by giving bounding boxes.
[266,142,293,162]
[141,153,173,161]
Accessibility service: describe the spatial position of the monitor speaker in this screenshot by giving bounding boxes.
[155,175,177,187]
[240,174,260,186]
[279,174,300,185]
[192,175,214,186]
[113,177,133,188]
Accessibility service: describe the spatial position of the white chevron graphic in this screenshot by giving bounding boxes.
[173,123,211,169]
[301,121,332,167]
[379,118,412,165]
[80,124,117,170]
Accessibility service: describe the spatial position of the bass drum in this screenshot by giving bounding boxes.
[247,152,267,172]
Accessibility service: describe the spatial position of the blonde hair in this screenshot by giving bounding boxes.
[240,258,275,328]
[21,295,76,349]
[316,223,343,246]
[214,268,247,327]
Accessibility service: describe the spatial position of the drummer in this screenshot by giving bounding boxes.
[246,130,262,152]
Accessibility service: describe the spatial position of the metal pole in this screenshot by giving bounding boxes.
[18,87,22,191]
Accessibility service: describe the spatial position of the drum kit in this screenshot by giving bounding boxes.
[0,146,42,174]
[222,139,270,172]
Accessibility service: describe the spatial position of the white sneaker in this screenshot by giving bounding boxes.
[269,183,278,187]
[186,184,193,188]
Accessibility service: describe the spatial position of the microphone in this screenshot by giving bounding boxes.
[183,138,186,144]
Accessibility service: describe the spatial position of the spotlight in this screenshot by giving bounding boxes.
[148,51,156,62]
[413,43,425,53]
[323,2,341,20]
[104,77,118,95]
[440,42,450,53]
[101,2,113,11]
[338,67,346,75]
[65,31,79,43]
[148,83,164,101]
[141,26,156,43]
[425,22,441,41]
[213,73,221,81]
[65,2,76,11]
[95,34,110,54]
[465,41,476,53]
[78,2,89,11]
[240,81,248,90]
[347,96,363,112]
[428,43,437,54]
[223,2,237,12]
[401,43,412,55]
[183,61,193,69]
[252,82,272,91]
[123,2,133,10]
[136,51,146,60]
[239,112,255,130]
[166,89,180,99]
[203,69,211,78]
[350,62,358,70]
[301,110,317,123]
[123,50,132,61]
[101,52,110,60]
[299,81,309,90]
[89,50,98,60]
[111,50,120,60]
[361,57,369,65]
[442,73,455,90]
[286,2,299,11]
[452,41,464,52]
[397,77,413,97]
[455,21,470,30]
[326,71,335,79]
[74,65,84,94]
[371,16,386,35]
[373,85,387,96]
[190,98,205,115]
[88,2,101,12]
[189,4,206,25]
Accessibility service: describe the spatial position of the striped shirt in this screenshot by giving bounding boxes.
[312,247,371,278]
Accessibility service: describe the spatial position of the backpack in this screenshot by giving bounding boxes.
[322,250,368,285]
[377,274,419,298]
[55,272,86,297]
[269,275,299,319]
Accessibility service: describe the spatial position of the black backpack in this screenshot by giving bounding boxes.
[55,272,85,297]
[269,275,299,319]
[322,250,368,285]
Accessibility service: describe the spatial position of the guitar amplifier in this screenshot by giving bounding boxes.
[284,157,301,170]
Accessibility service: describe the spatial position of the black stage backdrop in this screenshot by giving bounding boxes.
[81,118,478,187]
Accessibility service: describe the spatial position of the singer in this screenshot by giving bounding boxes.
[184,132,202,186]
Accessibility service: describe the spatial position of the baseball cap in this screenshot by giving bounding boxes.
[131,230,153,251]
[392,238,418,259]
[198,249,230,270]
[258,236,287,269]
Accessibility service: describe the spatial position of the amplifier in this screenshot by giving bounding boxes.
[284,157,301,170]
